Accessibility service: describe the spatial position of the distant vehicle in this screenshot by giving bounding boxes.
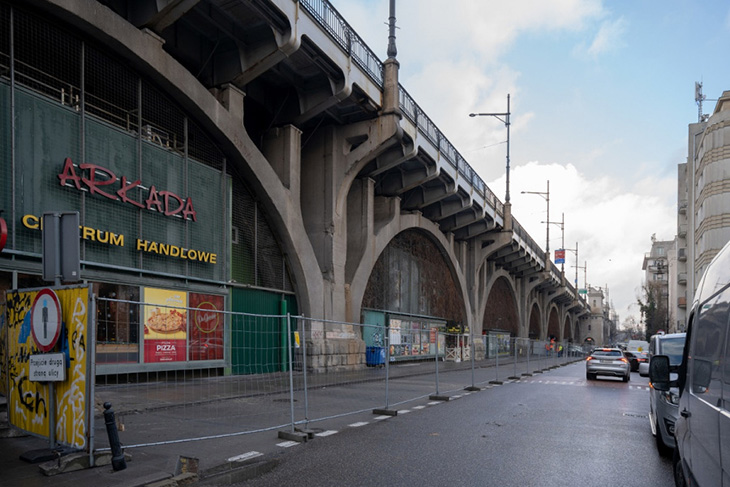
[650,239,730,486]
[626,339,649,352]
[623,350,648,372]
[586,348,630,382]
[645,332,685,455]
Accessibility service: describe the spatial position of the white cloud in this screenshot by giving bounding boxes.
[489,161,675,323]
[586,17,628,57]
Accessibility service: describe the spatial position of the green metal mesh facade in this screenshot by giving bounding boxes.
[0,3,294,293]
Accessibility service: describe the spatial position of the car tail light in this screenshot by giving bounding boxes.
[620,357,629,364]
[586,356,594,362]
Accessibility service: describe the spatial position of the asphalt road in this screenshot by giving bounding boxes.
[232,362,674,487]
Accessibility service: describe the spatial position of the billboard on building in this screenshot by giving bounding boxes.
[143,287,187,363]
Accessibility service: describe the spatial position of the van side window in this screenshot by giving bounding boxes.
[692,294,727,399]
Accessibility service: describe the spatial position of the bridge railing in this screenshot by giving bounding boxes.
[298,0,502,218]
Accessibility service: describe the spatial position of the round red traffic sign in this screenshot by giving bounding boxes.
[0,217,7,252]
[30,288,62,352]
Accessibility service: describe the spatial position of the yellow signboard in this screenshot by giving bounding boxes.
[5,286,90,449]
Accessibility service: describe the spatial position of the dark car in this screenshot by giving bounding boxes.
[624,350,648,372]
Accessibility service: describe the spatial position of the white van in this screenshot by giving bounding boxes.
[650,239,730,486]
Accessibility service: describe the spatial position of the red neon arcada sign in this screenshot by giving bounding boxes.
[57,157,197,221]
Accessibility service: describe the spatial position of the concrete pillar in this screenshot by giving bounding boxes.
[211,83,245,128]
[262,124,302,201]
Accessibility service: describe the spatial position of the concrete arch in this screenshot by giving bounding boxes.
[482,275,519,335]
[47,2,326,317]
[348,214,470,329]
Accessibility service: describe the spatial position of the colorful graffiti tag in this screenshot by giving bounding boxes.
[5,286,90,449]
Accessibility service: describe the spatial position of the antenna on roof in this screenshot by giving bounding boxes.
[695,81,708,122]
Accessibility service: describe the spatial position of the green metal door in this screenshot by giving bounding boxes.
[230,288,297,375]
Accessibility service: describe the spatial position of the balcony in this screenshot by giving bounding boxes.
[678,296,687,308]
[678,272,687,284]
[678,247,687,261]
[679,200,687,214]
[678,223,687,237]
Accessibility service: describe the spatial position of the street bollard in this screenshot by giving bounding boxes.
[103,402,127,471]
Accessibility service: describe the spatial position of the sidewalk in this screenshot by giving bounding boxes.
[1,355,581,487]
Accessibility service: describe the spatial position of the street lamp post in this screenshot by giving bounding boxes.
[573,260,587,296]
[655,259,670,332]
[522,180,550,253]
[469,94,511,204]
[543,212,564,272]
[564,241,579,293]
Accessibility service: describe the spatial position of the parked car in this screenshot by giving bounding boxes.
[586,348,630,382]
[646,332,686,455]
[650,239,730,486]
[623,350,648,372]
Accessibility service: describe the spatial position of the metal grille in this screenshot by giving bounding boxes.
[12,7,81,108]
[230,176,293,291]
[0,5,9,249]
[363,230,465,322]
[84,44,138,133]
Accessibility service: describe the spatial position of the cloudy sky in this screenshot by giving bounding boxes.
[333,0,730,326]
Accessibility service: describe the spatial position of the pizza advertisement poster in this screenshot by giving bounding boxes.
[143,287,187,363]
[189,293,224,361]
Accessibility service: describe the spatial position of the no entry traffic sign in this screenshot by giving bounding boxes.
[30,288,62,352]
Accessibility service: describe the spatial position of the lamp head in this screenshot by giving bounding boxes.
[469,113,476,117]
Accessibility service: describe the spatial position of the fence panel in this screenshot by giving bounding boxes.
[91,298,585,452]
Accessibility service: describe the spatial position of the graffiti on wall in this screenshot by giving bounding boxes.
[5,286,90,449]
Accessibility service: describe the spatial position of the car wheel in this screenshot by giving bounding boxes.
[673,447,688,487]
[586,372,593,380]
[623,373,629,382]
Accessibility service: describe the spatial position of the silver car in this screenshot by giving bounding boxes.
[648,332,686,455]
[586,348,630,382]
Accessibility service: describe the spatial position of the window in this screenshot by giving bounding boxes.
[691,292,727,400]
[94,283,140,364]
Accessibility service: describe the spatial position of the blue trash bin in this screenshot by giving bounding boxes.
[366,346,385,366]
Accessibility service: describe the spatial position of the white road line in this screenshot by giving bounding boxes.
[413,405,426,410]
[316,430,338,437]
[398,409,412,414]
[228,451,263,462]
[374,415,391,421]
[277,441,300,448]
[349,421,369,428]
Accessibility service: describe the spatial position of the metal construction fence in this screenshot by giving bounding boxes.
[89,301,587,454]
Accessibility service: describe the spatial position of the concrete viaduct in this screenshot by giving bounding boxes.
[35,0,590,358]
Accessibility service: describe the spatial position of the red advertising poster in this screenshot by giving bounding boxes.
[189,293,224,361]
[143,288,187,363]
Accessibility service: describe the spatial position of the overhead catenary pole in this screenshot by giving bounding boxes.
[522,180,550,253]
[469,94,511,203]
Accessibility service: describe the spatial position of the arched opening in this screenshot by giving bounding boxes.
[547,307,560,340]
[528,303,541,339]
[362,229,465,322]
[483,277,519,335]
[562,315,573,341]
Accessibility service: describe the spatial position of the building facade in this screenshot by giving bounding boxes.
[576,286,615,347]
[642,236,675,333]
[678,90,730,327]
